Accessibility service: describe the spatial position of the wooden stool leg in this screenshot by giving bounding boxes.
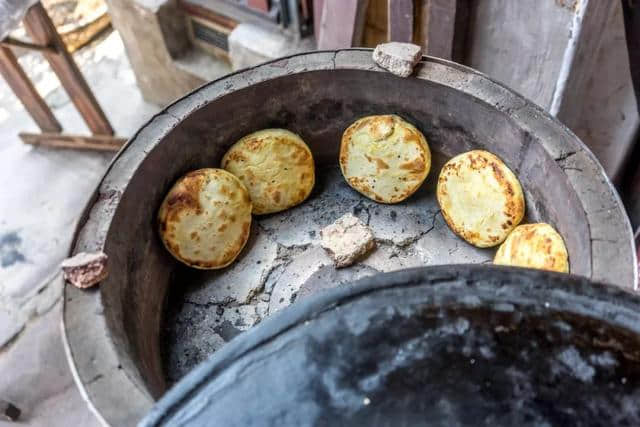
[23,3,114,136]
[19,132,126,151]
[0,46,62,132]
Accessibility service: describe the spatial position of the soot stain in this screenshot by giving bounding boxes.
[214,320,242,342]
[0,231,26,267]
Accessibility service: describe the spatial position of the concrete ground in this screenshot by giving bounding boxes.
[0,29,159,425]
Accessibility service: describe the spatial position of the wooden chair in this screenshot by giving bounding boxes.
[0,2,125,151]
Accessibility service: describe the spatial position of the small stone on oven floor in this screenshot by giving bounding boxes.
[321,213,376,268]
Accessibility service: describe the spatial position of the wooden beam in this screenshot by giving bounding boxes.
[619,0,640,228]
[416,0,468,61]
[550,0,616,127]
[387,0,414,42]
[317,0,370,49]
[636,232,640,281]
[300,0,311,20]
[23,3,114,136]
[247,0,269,13]
[313,0,325,42]
[556,5,612,116]
[0,46,62,133]
[0,37,57,53]
[624,142,640,229]
[177,0,238,29]
[451,0,469,63]
[20,132,126,151]
[622,0,640,113]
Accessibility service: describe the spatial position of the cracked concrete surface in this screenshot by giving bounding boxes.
[0,301,99,426]
[163,166,494,384]
[0,29,159,424]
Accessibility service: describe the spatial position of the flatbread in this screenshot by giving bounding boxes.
[494,223,569,273]
[222,129,315,215]
[437,150,525,247]
[340,115,431,203]
[158,168,252,269]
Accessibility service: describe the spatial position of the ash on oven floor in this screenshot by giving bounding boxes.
[161,163,495,384]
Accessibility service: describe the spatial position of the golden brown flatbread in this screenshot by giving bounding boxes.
[494,223,569,273]
[158,168,252,269]
[222,129,315,215]
[340,115,431,203]
[437,150,525,248]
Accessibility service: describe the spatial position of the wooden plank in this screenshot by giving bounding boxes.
[387,0,414,42]
[0,46,62,133]
[624,146,640,229]
[317,0,370,49]
[247,0,269,12]
[620,0,640,228]
[0,37,57,54]
[622,0,640,112]
[465,0,575,108]
[22,3,114,136]
[636,231,640,284]
[300,0,311,20]
[178,0,238,29]
[416,0,467,60]
[451,0,470,63]
[551,0,616,128]
[20,132,126,151]
[363,0,388,47]
[313,0,325,41]
[181,0,280,31]
[554,2,638,180]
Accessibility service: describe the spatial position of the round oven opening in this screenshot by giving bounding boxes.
[63,51,636,426]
